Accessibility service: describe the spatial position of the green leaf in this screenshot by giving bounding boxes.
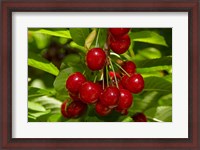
[32,96,61,108]
[85,29,97,50]
[158,94,172,106]
[145,106,172,122]
[129,92,159,115]
[28,87,55,98]
[130,31,168,46]
[122,116,133,122]
[28,101,46,112]
[138,47,162,59]
[134,57,172,68]
[28,109,51,118]
[70,28,90,46]
[29,29,71,38]
[60,54,81,70]
[144,77,172,93]
[28,52,59,76]
[47,114,62,122]
[97,28,107,48]
[136,66,172,73]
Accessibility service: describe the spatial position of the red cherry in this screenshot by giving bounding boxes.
[117,89,133,109]
[79,81,101,104]
[69,92,81,101]
[126,74,144,94]
[121,61,136,74]
[132,113,147,122]
[100,86,120,108]
[109,71,121,80]
[109,34,131,54]
[95,101,112,116]
[66,72,86,94]
[120,75,129,89]
[61,100,70,118]
[109,28,130,37]
[86,48,106,71]
[67,101,87,118]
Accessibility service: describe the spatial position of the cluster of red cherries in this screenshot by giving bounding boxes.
[61,28,146,122]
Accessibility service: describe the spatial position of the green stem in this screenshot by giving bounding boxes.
[112,61,130,77]
[109,58,119,88]
[95,28,101,47]
[128,40,135,57]
[106,66,109,87]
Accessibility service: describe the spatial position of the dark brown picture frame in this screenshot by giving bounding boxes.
[0,0,199,149]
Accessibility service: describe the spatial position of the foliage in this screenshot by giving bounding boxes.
[28,28,172,122]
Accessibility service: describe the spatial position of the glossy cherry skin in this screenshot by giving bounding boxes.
[79,81,101,104]
[61,100,70,118]
[66,101,87,118]
[126,74,144,94]
[120,75,129,89]
[121,61,136,74]
[86,48,106,71]
[66,72,86,94]
[132,113,147,122]
[109,28,130,37]
[109,34,131,54]
[95,101,112,116]
[100,86,120,108]
[117,89,133,109]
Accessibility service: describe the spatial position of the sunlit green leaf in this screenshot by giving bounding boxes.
[29,29,71,38]
[47,114,62,122]
[130,31,168,46]
[85,29,97,50]
[28,109,51,118]
[28,52,59,76]
[28,101,46,112]
[144,77,172,93]
[28,87,55,98]
[145,106,172,122]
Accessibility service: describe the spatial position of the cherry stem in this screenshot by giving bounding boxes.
[93,75,97,83]
[102,74,105,90]
[106,66,109,87]
[95,28,101,47]
[108,57,119,89]
[82,70,86,75]
[112,61,130,77]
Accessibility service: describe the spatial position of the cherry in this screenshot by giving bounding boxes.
[109,28,130,37]
[67,101,87,118]
[95,101,112,116]
[132,113,147,122]
[117,89,133,109]
[69,92,81,101]
[86,48,106,71]
[109,34,131,54]
[109,71,121,80]
[79,81,101,104]
[121,61,136,74]
[120,75,129,89]
[66,72,86,94]
[61,100,70,118]
[100,86,120,108]
[126,73,144,94]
